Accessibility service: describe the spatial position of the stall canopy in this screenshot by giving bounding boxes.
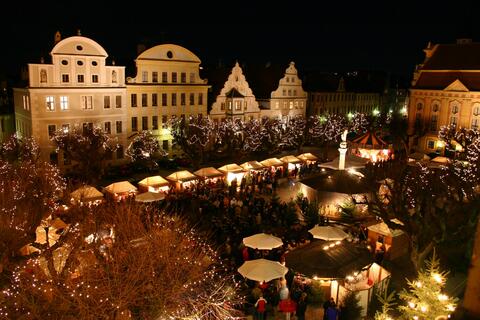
[408,152,430,161]
[135,191,165,203]
[217,163,245,173]
[70,185,104,203]
[243,233,283,250]
[138,176,169,189]
[105,181,137,194]
[309,225,349,241]
[260,158,284,167]
[238,258,288,282]
[297,153,318,162]
[240,161,265,171]
[194,167,224,179]
[280,155,302,164]
[166,170,198,182]
[367,218,404,238]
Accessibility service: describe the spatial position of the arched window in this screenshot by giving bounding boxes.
[112,70,117,83]
[40,69,47,83]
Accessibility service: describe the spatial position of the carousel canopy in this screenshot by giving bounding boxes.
[105,181,137,194]
[260,158,284,167]
[240,161,265,171]
[285,239,373,279]
[166,170,198,182]
[194,167,224,179]
[367,219,405,237]
[217,163,245,173]
[70,185,104,202]
[297,153,318,162]
[138,175,169,188]
[352,131,388,149]
[280,155,302,164]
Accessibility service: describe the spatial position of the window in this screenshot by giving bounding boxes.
[40,69,47,83]
[162,93,167,106]
[189,93,195,105]
[131,117,138,131]
[450,116,458,126]
[472,118,479,130]
[46,96,55,111]
[162,72,168,83]
[432,103,439,112]
[181,72,186,83]
[221,103,225,110]
[115,95,122,108]
[295,101,299,109]
[228,101,232,110]
[451,105,459,114]
[190,73,195,83]
[60,96,69,110]
[275,101,279,109]
[82,122,93,134]
[163,140,168,150]
[104,96,111,109]
[104,122,111,134]
[92,61,98,66]
[92,75,99,83]
[50,152,58,165]
[416,102,423,110]
[48,124,56,137]
[131,94,137,107]
[152,116,158,130]
[116,145,124,159]
[62,74,69,83]
[162,115,168,128]
[181,93,186,106]
[23,96,30,110]
[427,140,435,149]
[81,96,93,109]
[288,89,291,96]
[172,93,177,106]
[289,101,294,109]
[62,124,69,133]
[291,77,295,83]
[283,89,286,96]
[142,71,148,83]
[198,93,203,105]
[430,114,438,131]
[116,121,122,133]
[152,72,158,83]
[293,90,297,96]
[142,94,148,107]
[235,101,241,111]
[152,93,158,107]
[142,116,148,130]
[286,77,290,83]
[474,106,480,116]
[112,70,117,83]
[171,72,177,83]
[77,74,84,83]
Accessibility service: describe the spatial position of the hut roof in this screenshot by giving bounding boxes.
[280,155,302,164]
[260,157,284,167]
[166,170,198,182]
[104,181,137,194]
[194,167,224,178]
[367,219,405,237]
[70,185,104,202]
[297,153,319,162]
[240,161,265,171]
[218,163,245,173]
[138,175,170,188]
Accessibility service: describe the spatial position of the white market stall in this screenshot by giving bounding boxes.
[104,181,138,201]
[166,170,198,191]
[297,152,319,164]
[138,175,170,193]
[280,155,302,171]
[194,167,225,183]
[217,163,246,185]
[240,161,265,172]
[70,185,104,205]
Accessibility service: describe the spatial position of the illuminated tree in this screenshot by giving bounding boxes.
[241,119,266,155]
[126,131,164,169]
[348,112,370,135]
[281,116,307,153]
[0,135,65,275]
[398,251,458,320]
[0,202,243,319]
[170,115,215,168]
[214,118,243,157]
[373,291,396,320]
[51,125,118,183]
[260,117,283,155]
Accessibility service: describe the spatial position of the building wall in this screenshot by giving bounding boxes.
[209,62,261,122]
[308,91,380,116]
[14,35,128,168]
[0,113,15,142]
[126,44,209,152]
[407,87,480,154]
[263,62,307,120]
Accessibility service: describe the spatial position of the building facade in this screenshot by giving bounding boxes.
[13,34,128,168]
[259,61,307,120]
[209,62,261,122]
[407,39,480,155]
[0,80,15,142]
[126,44,209,151]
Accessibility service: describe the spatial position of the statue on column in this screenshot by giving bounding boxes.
[340,129,348,148]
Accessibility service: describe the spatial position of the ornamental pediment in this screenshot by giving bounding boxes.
[443,79,469,92]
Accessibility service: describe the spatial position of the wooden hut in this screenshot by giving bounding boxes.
[367,219,409,260]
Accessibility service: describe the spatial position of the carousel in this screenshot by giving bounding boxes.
[351,130,392,162]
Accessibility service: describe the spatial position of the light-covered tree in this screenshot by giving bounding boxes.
[348,112,370,135]
[398,251,458,320]
[214,118,243,157]
[51,125,118,183]
[126,130,164,170]
[0,202,243,319]
[281,116,307,153]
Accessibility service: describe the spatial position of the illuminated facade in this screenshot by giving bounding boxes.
[408,39,480,155]
[126,44,209,151]
[13,33,127,168]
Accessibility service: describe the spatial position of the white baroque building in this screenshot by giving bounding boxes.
[14,33,127,168]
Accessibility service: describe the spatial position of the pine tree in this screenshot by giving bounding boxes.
[373,290,397,320]
[398,251,458,319]
[339,291,363,320]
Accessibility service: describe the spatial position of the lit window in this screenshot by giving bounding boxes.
[60,96,69,110]
[62,124,69,133]
[46,96,55,111]
[275,101,279,109]
[81,96,93,110]
[289,101,294,109]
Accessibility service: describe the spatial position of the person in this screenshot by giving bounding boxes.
[326,303,339,320]
[278,294,297,320]
[323,297,335,320]
[295,292,308,320]
[254,293,267,320]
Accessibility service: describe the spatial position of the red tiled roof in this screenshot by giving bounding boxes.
[413,71,480,91]
[423,43,480,70]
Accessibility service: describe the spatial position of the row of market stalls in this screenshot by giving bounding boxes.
[93,153,320,202]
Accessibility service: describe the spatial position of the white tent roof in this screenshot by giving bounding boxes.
[243,233,283,250]
[431,156,450,163]
[260,158,284,167]
[238,258,288,282]
[408,152,430,161]
[70,185,104,202]
[105,181,137,194]
[135,191,165,202]
[367,218,405,237]
[297,153,319,162]
[194,167,224,178]
[217,163,245,173]
[166,170,198,182]
[280,155,302,164]
[138,175,170,188]
[240,161,265,171]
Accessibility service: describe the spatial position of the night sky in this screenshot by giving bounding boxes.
[0,1,477,82]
